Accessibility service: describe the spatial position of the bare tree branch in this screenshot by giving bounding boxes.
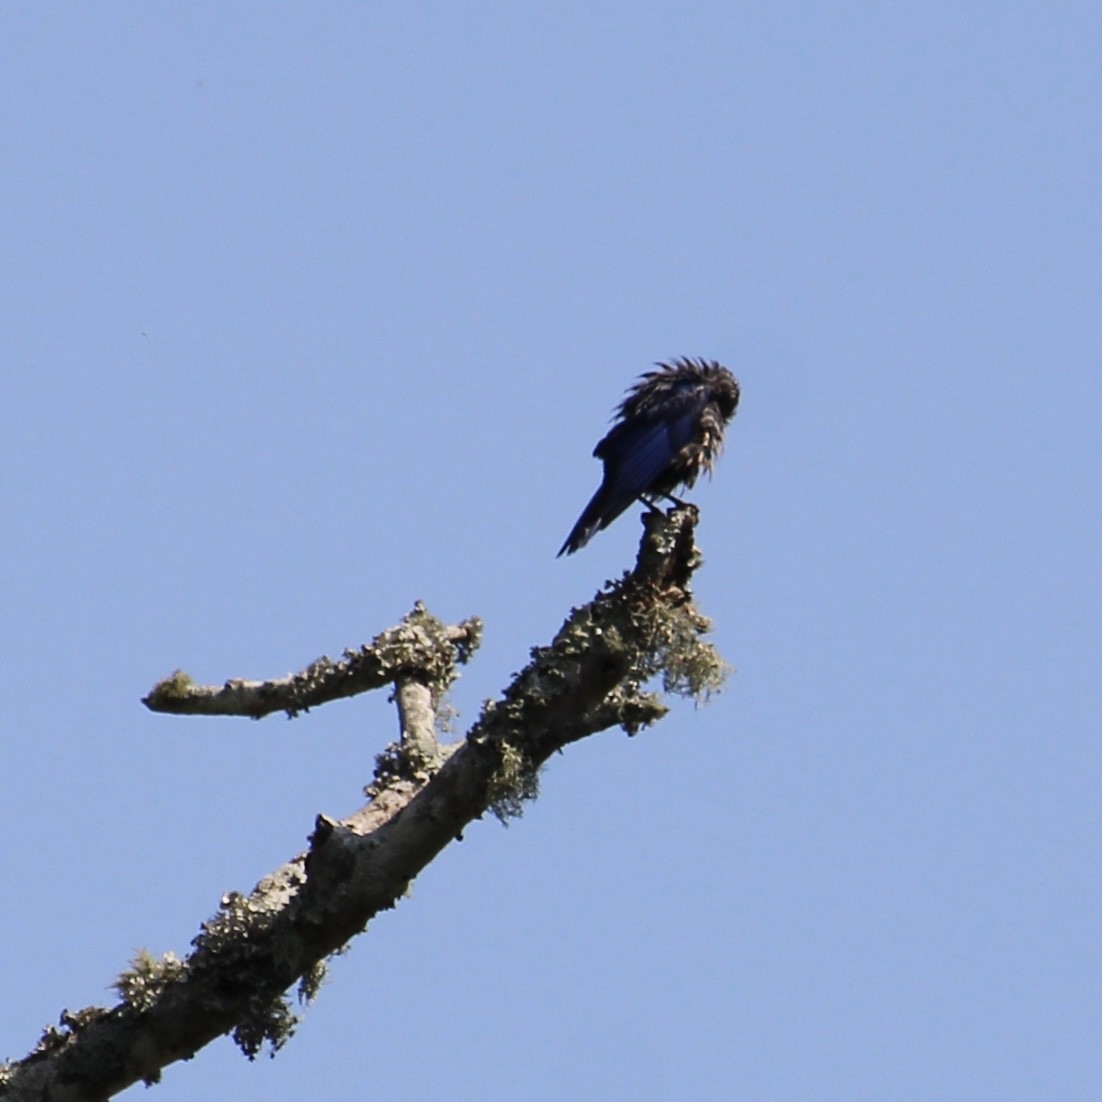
[142,605,482,719]
[0,506,728,1102]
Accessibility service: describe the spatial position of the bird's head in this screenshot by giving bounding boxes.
[712,369,740,422]
[669,357,740,422]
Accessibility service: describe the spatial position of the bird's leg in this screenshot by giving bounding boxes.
[658,492,689,508]
[638,495,666,516]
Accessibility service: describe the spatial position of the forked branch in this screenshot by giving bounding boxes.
[1,506,727,1102]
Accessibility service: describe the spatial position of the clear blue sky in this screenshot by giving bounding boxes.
[3,4,1099,1099]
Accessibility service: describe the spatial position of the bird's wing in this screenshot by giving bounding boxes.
[597,380,710,482]
[556,420,677,556]
[602,419,681,498]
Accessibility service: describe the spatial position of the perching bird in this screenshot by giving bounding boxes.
[558,357,740,556]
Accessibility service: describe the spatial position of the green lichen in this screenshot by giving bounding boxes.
[113,949,186,1011]
[147,669,195,704]
[297,960,328,1005]
[232,994,298,1060]
[637,601,730,703]
[354,602,478,699]
[487,740,540,823]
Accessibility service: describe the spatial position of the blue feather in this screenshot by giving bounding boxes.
[558,358,739,556]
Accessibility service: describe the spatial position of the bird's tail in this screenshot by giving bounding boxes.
[557,484,636,556]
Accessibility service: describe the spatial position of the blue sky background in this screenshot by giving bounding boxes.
[3,4,1100,1099]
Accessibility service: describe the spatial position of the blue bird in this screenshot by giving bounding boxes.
[558,358,740,556]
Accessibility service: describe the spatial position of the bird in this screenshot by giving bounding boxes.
[558,357,740,556]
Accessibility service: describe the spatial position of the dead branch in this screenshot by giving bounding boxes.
[1,506,727,1102]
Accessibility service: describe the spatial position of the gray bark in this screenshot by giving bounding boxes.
[1,506,727,1102]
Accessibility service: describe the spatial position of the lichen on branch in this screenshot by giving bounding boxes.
[2,506,729,1102]
[142,602,482,719]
